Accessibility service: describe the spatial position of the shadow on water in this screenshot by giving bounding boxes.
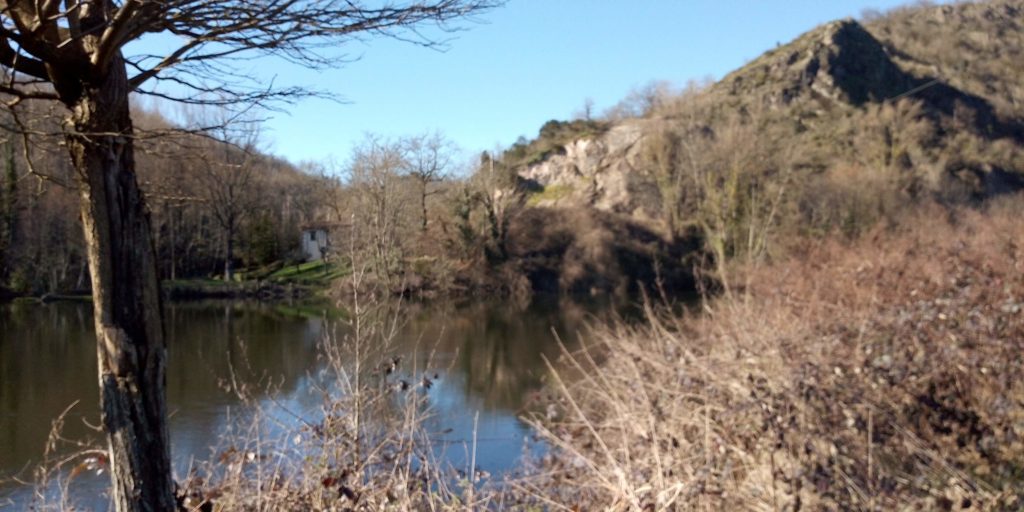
[0,296,625,509]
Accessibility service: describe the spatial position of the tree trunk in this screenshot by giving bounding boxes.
[170,206,177,282]
[420,180,428,232]
[224,223,234,281]
[0,141,16,279]
[65,54,176,512]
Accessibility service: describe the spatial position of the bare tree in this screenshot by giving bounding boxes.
[402,131,453,232]
[571,96,595,121]
[603,80,676,120]
[196,115,262,281]
[349,134,408,284]
[474,150,522,261]
[643,126,686,239]
[0,139,15,282]
[0,1,499,509]
[673,102,792,293]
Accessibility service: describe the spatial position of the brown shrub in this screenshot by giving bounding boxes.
[519,199,1024,510]
[501,208,699,298]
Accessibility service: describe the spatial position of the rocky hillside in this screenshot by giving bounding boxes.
[867,0,1024,123]
[715,19,915,108]
[512,1,1024,232]
[466,0,1024,299]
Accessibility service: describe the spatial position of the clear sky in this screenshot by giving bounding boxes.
[152,0,926,168]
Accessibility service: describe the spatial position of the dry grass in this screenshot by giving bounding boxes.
[7,401,108,511]
[517,199,1024,510]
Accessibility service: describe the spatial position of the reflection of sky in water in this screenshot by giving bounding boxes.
[0,299,586,510]
[421,372,542,476]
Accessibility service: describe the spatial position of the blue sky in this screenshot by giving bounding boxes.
[143,0,925,168]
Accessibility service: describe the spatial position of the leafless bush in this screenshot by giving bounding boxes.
[175,293,500,511]
[518,200,1024,510]
[15,402,108,511]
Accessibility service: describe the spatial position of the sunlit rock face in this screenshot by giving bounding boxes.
[518,120,661,223]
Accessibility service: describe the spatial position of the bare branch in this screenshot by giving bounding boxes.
[0,36,48,79]
[0,0,64,62]
[0,83,58,101]
[1,0,500,110]
[125,0,502,100]
[93,0,143,71]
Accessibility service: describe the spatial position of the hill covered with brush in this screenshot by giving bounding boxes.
[469,0,1024,296]
[507,3,1024,508]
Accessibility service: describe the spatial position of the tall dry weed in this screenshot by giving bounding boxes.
[520,199,1024,511]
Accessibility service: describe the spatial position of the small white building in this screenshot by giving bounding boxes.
[300,225,331,261]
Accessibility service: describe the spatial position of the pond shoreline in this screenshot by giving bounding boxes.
[162,279,314,301]
[0,281,314,304]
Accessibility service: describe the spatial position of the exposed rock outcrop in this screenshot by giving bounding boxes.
[513,16,1023,224]
[518,120,660,220]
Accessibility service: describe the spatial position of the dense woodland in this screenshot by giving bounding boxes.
[0,106,483,296]
[0,105,324,294]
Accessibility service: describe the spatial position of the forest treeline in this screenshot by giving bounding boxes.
[3,0,1023,303]
[0,103,553,299]
[0,105,332,295]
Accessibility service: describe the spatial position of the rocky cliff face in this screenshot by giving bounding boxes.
[518,120,659,220]
[515,19,916,220]
[514,12,1023,223]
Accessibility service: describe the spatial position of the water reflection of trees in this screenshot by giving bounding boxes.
[165,301,323,408]
[0,302,325,487]
[0,297,612,493]
[0,303,98,480]
[400,297,596,412]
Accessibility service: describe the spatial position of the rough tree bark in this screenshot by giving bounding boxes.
[65,52,175,511]
[420,179,429,232]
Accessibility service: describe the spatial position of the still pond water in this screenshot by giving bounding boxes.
[0,298,605,509]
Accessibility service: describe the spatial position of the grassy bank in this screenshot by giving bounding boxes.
[0,261,351,304]
[163,260,348,301]
[518,200,1024,510]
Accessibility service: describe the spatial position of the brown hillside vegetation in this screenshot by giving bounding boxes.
[501,208,699,297]
[487,0,1024,301]
[866,0,1024,124]
[518,199,1024,510]
[161,1,1024,508]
